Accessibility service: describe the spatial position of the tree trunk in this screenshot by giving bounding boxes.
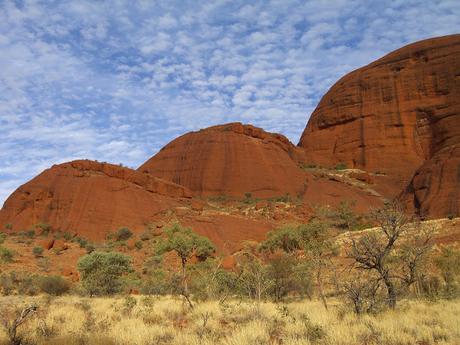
[181,258,193,309]
[316,266,328,310]
[383,275,397,309]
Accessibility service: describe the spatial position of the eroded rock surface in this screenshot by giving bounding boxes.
[299,34,460,216]
[139,122,307,198]
[0,160,190,240]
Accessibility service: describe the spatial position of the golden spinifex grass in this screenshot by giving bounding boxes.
[0,296,459,345]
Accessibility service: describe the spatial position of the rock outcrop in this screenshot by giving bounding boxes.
[299,34,460,216]
[0,160,190,240]
[139,122,307,198]
[299,34,460,189]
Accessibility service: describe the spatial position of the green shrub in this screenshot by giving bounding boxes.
[77,251,133,296]
[141,269,176,295]
[0,246,14,263]
[134,241,143,250]
[36,223,51,236]
[39,275,70,295]
[114,227,133,241]
[0,232,6,244]
[4,223,13,231]
[77,237,88,248]
[33,246,44,258]
[63,232,73,241]
[26,230,35,238]
[335,162,347,170]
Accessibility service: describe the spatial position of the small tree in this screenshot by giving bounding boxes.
[349,203,432,309]
[267,252,314,302]
[260,222,336,309]
[334,200,359,231]
[342,274,383,314]
[299,221,337,310]
[237,253,272,303]
[155,223,215,308]
[77,252,133,296]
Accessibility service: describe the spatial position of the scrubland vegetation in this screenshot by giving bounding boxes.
[0,296,459,345]
[0,203,460,344]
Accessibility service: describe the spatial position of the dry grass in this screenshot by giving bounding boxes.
[0,296,458,345]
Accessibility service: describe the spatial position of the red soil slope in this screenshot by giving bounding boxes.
[298,34,460,196]
[0,160,191,240]
[139,122,307,199]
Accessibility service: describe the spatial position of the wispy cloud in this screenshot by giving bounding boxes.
[1,0,459,205]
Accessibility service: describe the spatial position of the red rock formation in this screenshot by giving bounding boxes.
[139,122,307,198]
[299,34,460,195]
[299,35,460,217]
[403,145,460,218]
[0,160,190,240]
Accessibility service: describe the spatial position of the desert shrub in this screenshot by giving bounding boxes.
[266,253,313,301]
[447,213,455,220]
[123,296,137,314]
[25,230,35,238]
[0,273,15,295]
[332,200,360,231]
[114,227,133,241]
[335,162,347,170]
[139,231,152,241]
[0,246,14,263]
[134,241,143,250]
[435,246,460,298]
[0,232,6,244]
[77,251,133,296]
[190,259,240,301]
[342,275,386,314]
[32,246,44,258]
[76,237,88,248]
[0,303,38,345]
[4,223,13,231]
[36,223,51,236]
[37,257,51,273]
[0,272,39,295]
[38,275,70,296]
[63,232,73,241]
[141,269,176,295]
[85,243,95,254]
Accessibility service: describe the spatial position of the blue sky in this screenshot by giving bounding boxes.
[1,0,460,206]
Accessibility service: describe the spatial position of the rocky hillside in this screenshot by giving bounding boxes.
[0,35,458,247]
[298,34,460,217]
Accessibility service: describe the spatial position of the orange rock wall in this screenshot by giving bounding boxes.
[139,123,307,198]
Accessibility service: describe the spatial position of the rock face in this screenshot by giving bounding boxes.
[299,34,460,217]
[0,160,190,240]
[403,146,460,218]
[139,122,307,198]
[299,34,460,186]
